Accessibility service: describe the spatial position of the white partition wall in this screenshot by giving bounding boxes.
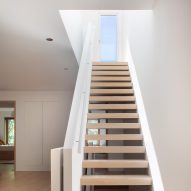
[0,91,72,171]
[51,148,63,191]
[121,5,191,190]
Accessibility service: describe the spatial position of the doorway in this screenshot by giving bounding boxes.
[0,101,16,170]
[100,14,118,62]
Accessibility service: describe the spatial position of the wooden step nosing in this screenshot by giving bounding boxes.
[80,175,152,186]
[89,96,135,102]
[91,82,133,88]
[88,104,137,110]
[82,160,148,168]
[92,71,130,76]
[85,134,143,141]
[87,113,139,119]
[86,123,141,129]
[92,66,129,70]
[91,77,131,82]
[90,89,134,95]
[93,62,128,66]
[84,146,145,153]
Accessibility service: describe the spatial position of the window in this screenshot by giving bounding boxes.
[5,118,15,145]
[100,15,118,62]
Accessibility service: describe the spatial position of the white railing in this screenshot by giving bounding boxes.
[125,40,164,191]
[63,23,95,191]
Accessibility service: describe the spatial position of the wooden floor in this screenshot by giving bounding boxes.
[0,164,50,191]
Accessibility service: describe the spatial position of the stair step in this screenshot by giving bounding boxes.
[92,71,130,76]
[90,89,134,95]
[91,82,132,88]
[87,113,138,119]
[93,186,130,191]
[80,175,152,185]
[89,96,135,102]
[92,66,129,71]
[89,104,137,110]
[82,160,148,168]
[85,134,143,141]
[86,123,140,129]
[93,62,128,66]
[84,146,145,153]
[91,76,131,82]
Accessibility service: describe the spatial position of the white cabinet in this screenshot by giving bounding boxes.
[23,101,65,170]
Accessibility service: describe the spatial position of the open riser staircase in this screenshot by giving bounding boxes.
[60,24,163,191]
[81,62,152,191]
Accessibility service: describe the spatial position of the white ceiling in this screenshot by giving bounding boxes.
[57,0,155,10]
[0,0,78,91]
[0,0,155,91]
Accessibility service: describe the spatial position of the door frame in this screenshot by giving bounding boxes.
[97,11,122,62]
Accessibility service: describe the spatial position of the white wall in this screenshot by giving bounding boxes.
[60,11,83,64]
[0,91,73,171]
[0,110,14,141]
[60,10,100,63]
[80,11,99,61]
[80,11,124,61]
[122,1,191,190]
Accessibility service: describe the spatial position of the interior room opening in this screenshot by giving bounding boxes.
[0,101,16,171]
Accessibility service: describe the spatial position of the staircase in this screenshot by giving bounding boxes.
[81,62,152,191]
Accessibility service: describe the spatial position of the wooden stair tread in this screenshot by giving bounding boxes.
[81,175,152,185]
[86,123,140,129]
[84,146,145,153]
[88,113,138,119]
[89,104,137,110]
[92,66,129,71]
[85,134,143,141]
[91,82,132,88]
[89,96,135,102]
[91,76,131,82]
[92,71,130,76]
[82,160,148,168]
[90,89,134,95]
[93,62,128,66]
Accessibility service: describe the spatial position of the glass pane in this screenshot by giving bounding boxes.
[8,119,14,145]
[100,15,117,62]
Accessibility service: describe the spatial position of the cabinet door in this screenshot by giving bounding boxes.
[43,101,64,169]
[24,101,43,167]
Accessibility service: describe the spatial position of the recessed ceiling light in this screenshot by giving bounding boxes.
[46,38,53,41]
